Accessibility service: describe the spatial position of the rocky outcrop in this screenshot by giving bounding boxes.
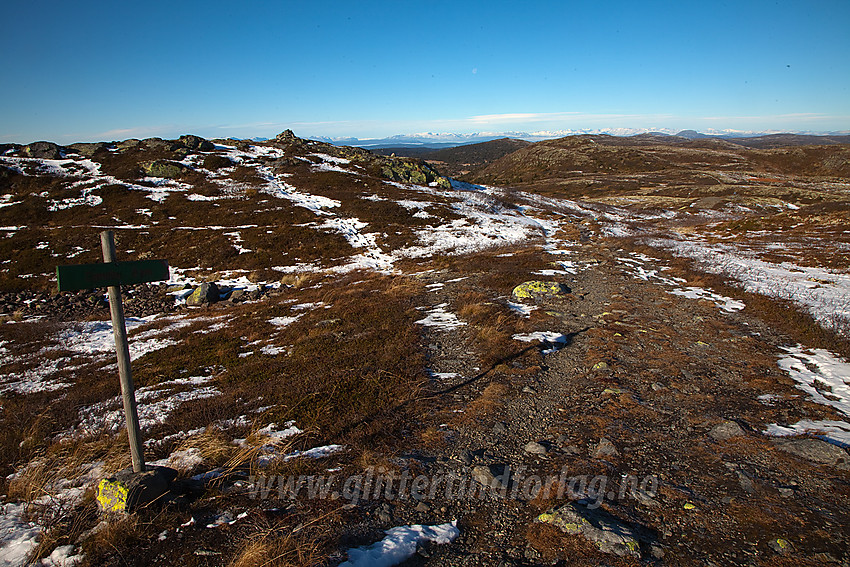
[178,135,215,151]
[23,141,63,159]
[116,139,141,151]
[141,160,187,179]
[68,142,109,157]
[772,437,849,470]
[380,159,451,188]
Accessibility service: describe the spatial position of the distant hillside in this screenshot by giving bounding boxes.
[468,134,850,191]
[420,137,532,177]
[725,133,850,149]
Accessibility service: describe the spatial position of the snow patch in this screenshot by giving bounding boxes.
[339,521,460,567]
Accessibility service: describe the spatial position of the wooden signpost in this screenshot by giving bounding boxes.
[56,231,169,474]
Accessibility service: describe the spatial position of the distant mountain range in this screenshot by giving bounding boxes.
[294,129,850,150]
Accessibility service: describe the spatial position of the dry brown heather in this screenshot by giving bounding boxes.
[0,133,848,565]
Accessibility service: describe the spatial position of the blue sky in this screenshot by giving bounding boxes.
[2,0,849,143]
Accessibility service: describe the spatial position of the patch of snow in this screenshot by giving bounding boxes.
[257,421,303,440]
[507,302,536,317]
[0,503,40,567]
[669,286,745,313]
[149,448,204,471]
[765,420,850,447]
[38,544,83,566]
[415,304,466,330]
[649,237,850,334]
[512,331,567,354]
[268,315,301,327]
[778,345,850,417]
[339,521,460,567]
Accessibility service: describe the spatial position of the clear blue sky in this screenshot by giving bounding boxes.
[2,0,848,144]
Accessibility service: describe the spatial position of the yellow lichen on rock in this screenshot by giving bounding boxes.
[511,281,570,300]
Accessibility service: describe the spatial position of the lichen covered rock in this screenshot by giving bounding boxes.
[142,159,187,179]
[187,282,220,306]
[537,502,641,558]
[380,159,451,188]
[512,281,571,300]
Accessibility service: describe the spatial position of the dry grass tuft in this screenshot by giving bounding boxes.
[455,382,510,425]
[228,512,337,567]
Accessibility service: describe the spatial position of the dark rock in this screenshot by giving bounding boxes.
[98,466,178,512]
[202,154,234,170]
[179,135,215,151]
[187,282,220,306]
[772,437,849,469]
[23,141,62,159]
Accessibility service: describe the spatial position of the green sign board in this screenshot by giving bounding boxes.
[56,259,169,292]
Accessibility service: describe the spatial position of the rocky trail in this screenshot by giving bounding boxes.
[393,235,850,566]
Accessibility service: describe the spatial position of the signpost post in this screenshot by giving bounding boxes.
[56,231,169,473]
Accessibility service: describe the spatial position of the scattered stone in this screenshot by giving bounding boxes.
[23,141,62,159]
[772,437,849,470]
[492,422,507,435]
[591,361,609,371]
[458,449,472,466]
[523,441,548,455]
[777,487,795,498]
[592,438,619,459]
[375,503,393,523]
[736,471,756,494]
[709,420,745,441]
[511,281,571,301]
[537,502,641,558]
[522,385,537,394]
[187,282,220,306]
[414,501,431,513]
[650,544,665,559]
[471,464,510,490]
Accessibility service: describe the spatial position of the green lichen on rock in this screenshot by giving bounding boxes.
[537,502,642,558]
[141,160,186,179]
[380,159,451,188]
[512,281,571,300]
